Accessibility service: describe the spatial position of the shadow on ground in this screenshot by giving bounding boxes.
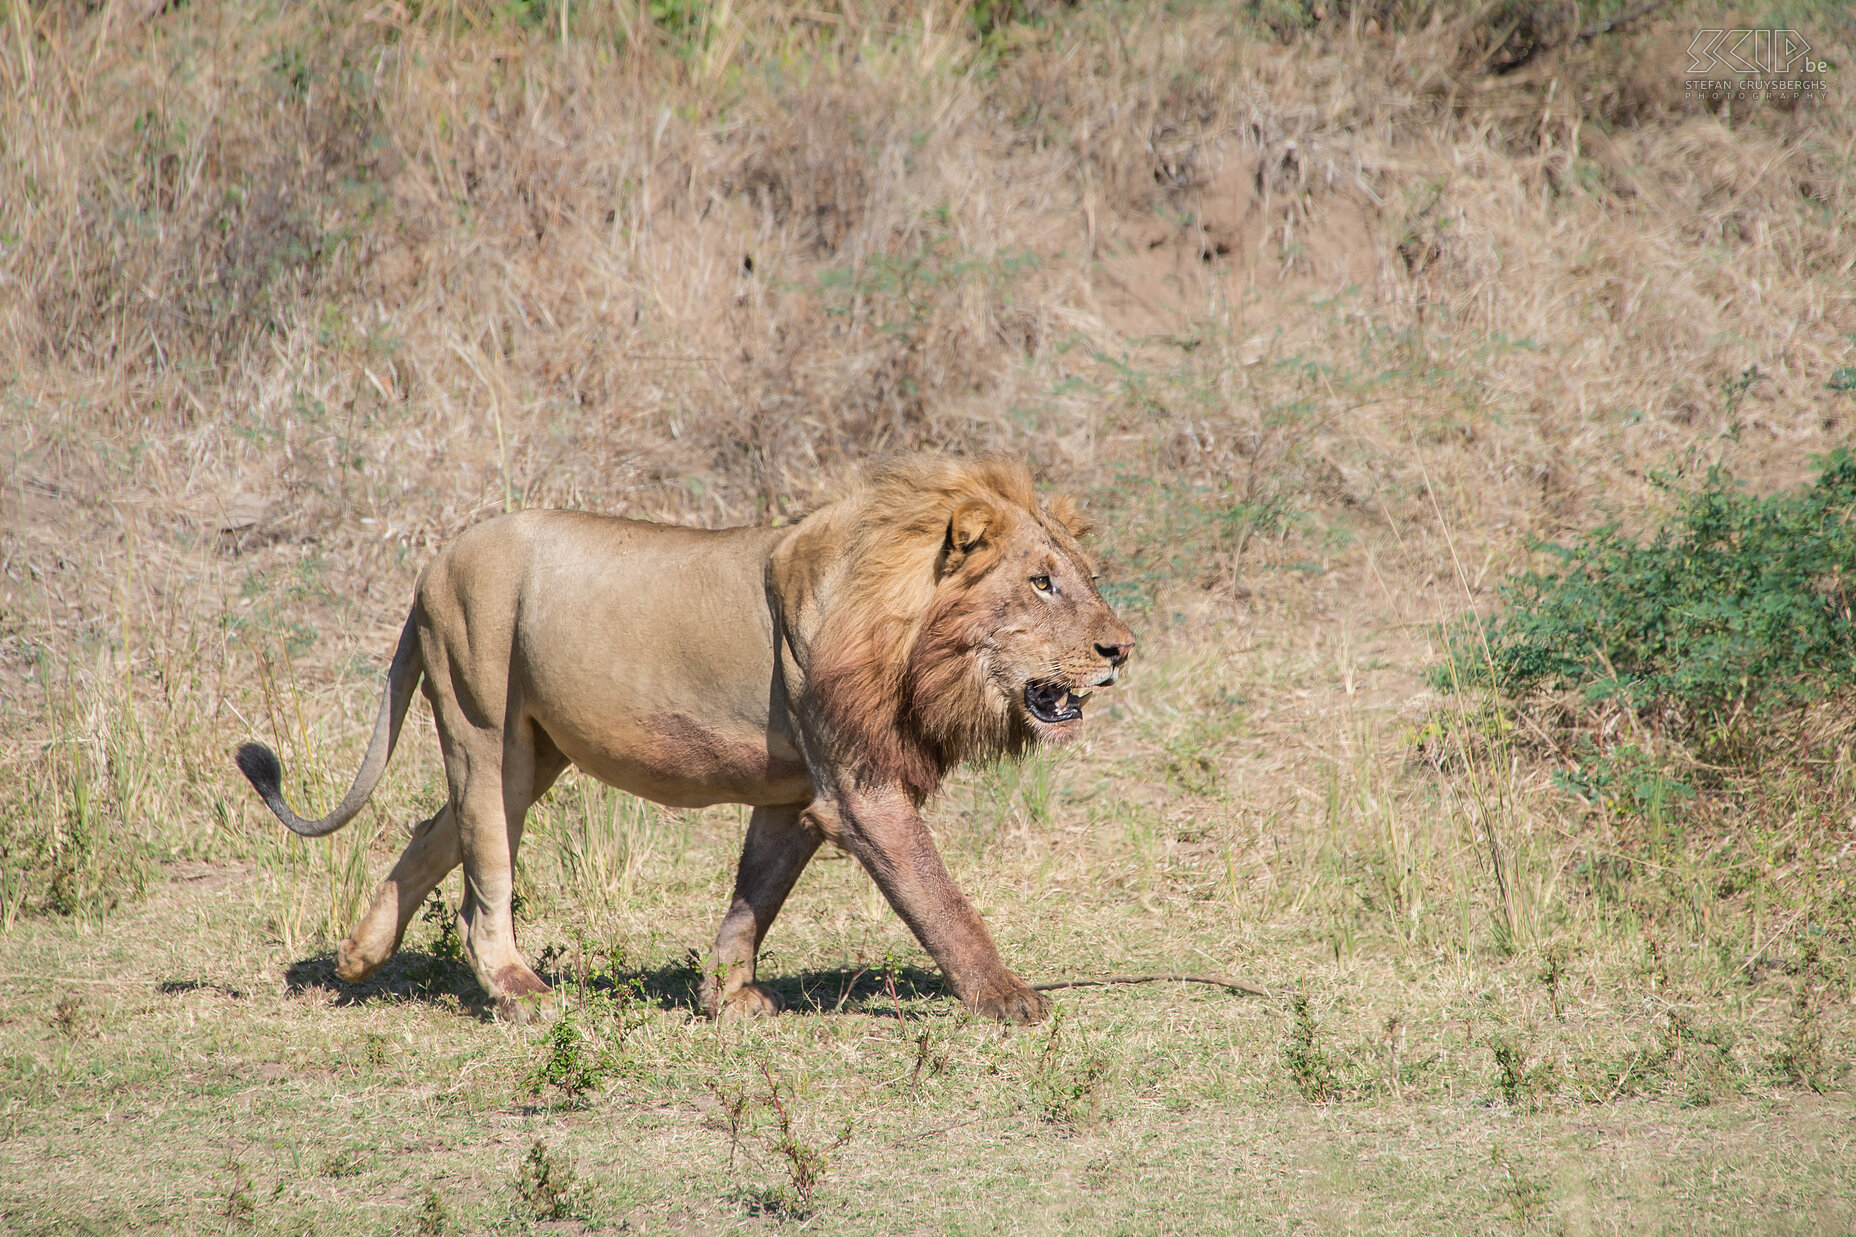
[283,950,950,1020]
[284,950,492,1015]
[754,963,948,1019]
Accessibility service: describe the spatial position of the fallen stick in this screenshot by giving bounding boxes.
[1034,973,1274,1000]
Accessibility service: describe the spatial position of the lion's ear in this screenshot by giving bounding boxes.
[1047,494,1092,539]
[941,499,997,575]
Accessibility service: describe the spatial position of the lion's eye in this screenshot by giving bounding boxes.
[1031,574,1053,593]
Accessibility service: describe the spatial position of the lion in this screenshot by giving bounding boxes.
[236,454,1133,1023]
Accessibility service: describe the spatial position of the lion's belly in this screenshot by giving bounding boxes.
[547,712,813,809]
[496,513,812,809]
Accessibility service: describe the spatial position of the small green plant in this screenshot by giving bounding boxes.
[360,1032,391,1069]
[48,994,89,1038]
[414,1187,454,1237]
[1282,990,1340,1102]
[756,1062,851,1217]
[555,937,652,1043]
[647,0,707,52]
[704,1076,752,1166]
[409,893,468,993]
[1489,1035,1556,1109]
[525,1010,611,1105]
[1164,724,1225,797]
[1665,1012,1741,1109]
[1551,741,1693,820]
[969,0,1022,43]
[1244,0,1319,40]
[909,1025,951,1091]
[1537,948,1566,1020]
[879,948,907,1022]
[1489,1142,1550,1226]
[221,1154,256,1224]
[318,1147,367,1178]
[422,892,463,962]
[1772,984,1830,1093]
[1031,1005,1110,1128]
[514,1140,588,1221]
[1564,1011,1742,1105]
[1720,364,1761,422]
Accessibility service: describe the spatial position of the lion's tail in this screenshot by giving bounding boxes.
[235,610,424,839]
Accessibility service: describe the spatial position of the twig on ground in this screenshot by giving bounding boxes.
[1577,0,1672,43]
[1034,973,1274,999]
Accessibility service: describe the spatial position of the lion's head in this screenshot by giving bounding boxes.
[806,454,1133,802]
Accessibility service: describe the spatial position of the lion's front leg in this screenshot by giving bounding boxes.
[702,805,821,1019]
[824,788,1049,1024]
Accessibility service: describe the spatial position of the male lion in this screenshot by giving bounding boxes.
[236,454,1132,1023]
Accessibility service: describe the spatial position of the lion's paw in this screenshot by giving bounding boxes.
[494,990,560,1025]
[715,982,785,1021]
[491,965,555,1025]
[334,938,387,985]
[970,983,1050,1024]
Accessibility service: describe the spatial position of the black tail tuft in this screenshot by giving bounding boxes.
[235,742,284,798]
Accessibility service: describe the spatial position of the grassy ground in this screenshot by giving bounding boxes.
[3,0,1855,1231]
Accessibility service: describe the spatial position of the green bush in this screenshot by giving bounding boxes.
[1433,450,1856,744]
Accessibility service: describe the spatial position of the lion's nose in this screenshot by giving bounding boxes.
[1096,639,1132,667]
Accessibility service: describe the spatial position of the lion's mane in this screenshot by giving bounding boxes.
[806,454,1088,803]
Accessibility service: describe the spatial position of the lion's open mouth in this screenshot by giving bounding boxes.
[1025,679,1090,724]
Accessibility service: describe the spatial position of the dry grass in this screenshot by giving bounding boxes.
[3,0,1855,1231]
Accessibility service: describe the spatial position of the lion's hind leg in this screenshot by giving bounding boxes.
[336,804,462,984]
[443,715,574,1021]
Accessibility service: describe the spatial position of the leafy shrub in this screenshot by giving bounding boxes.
[1433,450,1856,751]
